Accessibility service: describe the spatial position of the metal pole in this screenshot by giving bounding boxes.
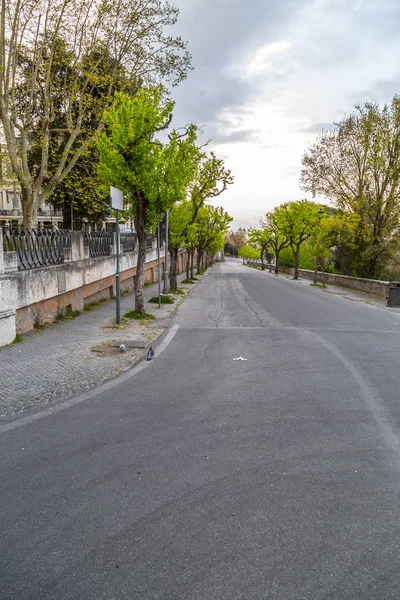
[157,221,161,308]
[116,209,121,325]
[71,195,73,231]
[313,254,318,285]
[313,209,324,285]
[163,209,169,294]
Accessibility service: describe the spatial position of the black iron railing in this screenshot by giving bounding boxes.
[120,232,136,253]
[83,231,113,258]
[2,227,71,270]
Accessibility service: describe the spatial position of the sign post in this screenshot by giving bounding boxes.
[162,209,169,294]
[110,186,124,325]
[157,221,161,308]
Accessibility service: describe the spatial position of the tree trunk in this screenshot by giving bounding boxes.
[134,199,147,314]
[186,250,190,280]
[190,250,194,279]
[196,248,201,274]
[21,187,39,228]
[170,247,178,291]
[261,247,265,270]
[62,194,73,230]
[275,249,280,274]
[293,246,300,280]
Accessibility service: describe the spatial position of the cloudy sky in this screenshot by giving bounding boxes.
[170,0,400,229]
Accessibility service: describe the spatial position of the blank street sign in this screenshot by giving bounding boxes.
[110,186,123,210]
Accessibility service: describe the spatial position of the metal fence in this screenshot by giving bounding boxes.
[2,227,71,271]
[83,231,113,258]
[120,232,136,253]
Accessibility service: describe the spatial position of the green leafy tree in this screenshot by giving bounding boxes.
[277,200,325,279]
[238,245,260,263]
[168,199,193,290]
[194,205,232,273]
[301,97,400,278]
[262,210,291,274]
[96,89,200,313]
[167,153,233,286]
[0,0,192,227]
[184,154,233,280]
[248,228,271,270]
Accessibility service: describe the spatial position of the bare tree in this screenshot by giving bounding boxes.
[0,0,192,227]
[301,98,400,277]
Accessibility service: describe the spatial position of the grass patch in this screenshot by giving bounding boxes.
[310,283,327,289]
[99,297,108,304]
[144,281,153,288]
[92,340,112,352]
[181,278,196,284]
[149,295,174,304]
[102,317,129,329]
[34,312,44,329]
[124,310,155,321]
[1,332,23,349]
[68,310,81,318]
[84,300,101,311]
[54,307,68,323]
[169,288,185,295]
[121,289,132,297]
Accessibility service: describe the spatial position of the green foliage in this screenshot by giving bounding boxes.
[33,311,44,329]
[97,89,200,228]
[194,205,232,258]
[123,310,155,320]
[301,97,400,278]
[96,88,202,312]
[276,200,325,278]
[168,155,234,253]
[84,301,101,311]
[54,307,67,323]
[2,0,193,226]
[13,333,23,344]
[248,228,271,266]
[149,296,174,304]
[181,278,196,284]
[239,245,261,261]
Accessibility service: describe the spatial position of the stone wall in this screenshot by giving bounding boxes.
[246,259,390,299]
[0,231,188,345]
[287,268,389,299]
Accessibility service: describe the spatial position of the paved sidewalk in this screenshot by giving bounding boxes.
[0,272,200,418]
[279,271,400,313]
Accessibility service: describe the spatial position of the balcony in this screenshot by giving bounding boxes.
[0,208,19,217]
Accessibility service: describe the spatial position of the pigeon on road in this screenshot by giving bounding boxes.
[147,346,155,361]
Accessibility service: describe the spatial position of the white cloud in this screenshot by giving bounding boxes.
[244,41,291,77]
[171,0,400,229]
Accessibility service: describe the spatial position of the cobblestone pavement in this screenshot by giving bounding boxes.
[0,273,195,417]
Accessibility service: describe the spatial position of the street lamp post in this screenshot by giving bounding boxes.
[313,208,325,285]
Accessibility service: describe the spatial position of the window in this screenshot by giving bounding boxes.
[6,191,20,209]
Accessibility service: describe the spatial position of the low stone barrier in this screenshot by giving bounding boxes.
[245,259,390,299]
[0,229,188,346]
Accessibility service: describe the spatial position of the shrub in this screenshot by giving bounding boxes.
[123,310,155,320]
[149,295,174,304]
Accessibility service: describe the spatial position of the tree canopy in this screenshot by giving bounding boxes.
[301,97,400,278]
[0,0,192,226]
[96,88,201,312]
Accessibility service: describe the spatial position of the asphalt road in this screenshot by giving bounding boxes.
[2,258,400,600]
